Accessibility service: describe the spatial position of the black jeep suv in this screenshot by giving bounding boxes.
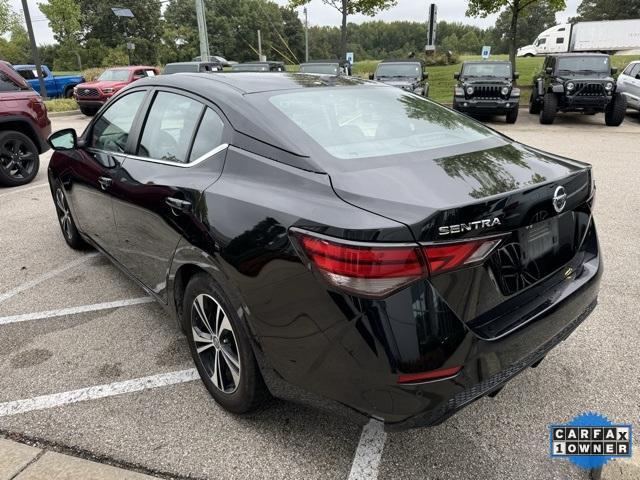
[529,53,626,126]
[453,61,520,123]
[370,59,429,96]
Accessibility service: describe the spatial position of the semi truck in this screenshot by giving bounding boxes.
[517,19,640,57]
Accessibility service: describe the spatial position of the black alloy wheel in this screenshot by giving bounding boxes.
[184,273,268,413]
[0,131,40,187]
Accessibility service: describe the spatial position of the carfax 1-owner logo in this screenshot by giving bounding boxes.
[550,412,633,469]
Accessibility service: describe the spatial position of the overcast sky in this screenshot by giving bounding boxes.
[11,0,580,46]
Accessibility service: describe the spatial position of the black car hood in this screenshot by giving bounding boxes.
[556,74,613,82]
[462,78,511,84]
[329,142,591,240]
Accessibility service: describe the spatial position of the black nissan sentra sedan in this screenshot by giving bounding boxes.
[46,73,601,430]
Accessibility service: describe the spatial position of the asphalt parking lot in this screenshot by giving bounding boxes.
[0,110,639,480]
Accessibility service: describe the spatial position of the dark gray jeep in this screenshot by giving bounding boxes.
[370,59,429,97]
[529,53,626,126]
[453,61,520,123]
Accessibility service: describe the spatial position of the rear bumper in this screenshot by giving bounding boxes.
[255,221,602,431]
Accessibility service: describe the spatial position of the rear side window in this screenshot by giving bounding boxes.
[138,91,203,163]
[189,108,225,161]
[556,38,564,44]
[17,69,36,80]
[0,71,21,91]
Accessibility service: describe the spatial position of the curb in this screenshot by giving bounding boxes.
[48,110,81,118]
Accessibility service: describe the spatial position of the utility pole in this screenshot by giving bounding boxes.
[195,0,210,62]
[304,7,309,62]
[257,29,262,61]
[21,0,47,99]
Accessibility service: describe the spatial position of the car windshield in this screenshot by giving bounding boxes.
[267,87,494,160]
[376,63,422,78]
[233,64,269,72]
[98,69,130,82]
[557,56,610,74]
[462,63,511,78]
[300,63,339,75]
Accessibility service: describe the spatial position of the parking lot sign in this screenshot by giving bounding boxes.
[346,52,354,65]
[482,46,491,59]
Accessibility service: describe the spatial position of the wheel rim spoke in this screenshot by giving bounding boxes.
[192,293,241,394]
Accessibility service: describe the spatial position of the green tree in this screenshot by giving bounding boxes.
[467,0,565,68]
[493,0,557,51]
[459,31,482,53]
[572,0,640,21]
[288,0,397,60]
[441,33,460,53]
[38,0,81,44]
[0,0,19,36]
[0,23,31,63]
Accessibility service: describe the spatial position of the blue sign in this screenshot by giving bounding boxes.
[481,46,491,59]
[550,412,632,469]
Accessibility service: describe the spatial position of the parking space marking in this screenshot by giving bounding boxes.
[0,182,49,199]
[0,253,99,304]
[347,419,387,480]
[0,369,200,417]
[0,297,154,326]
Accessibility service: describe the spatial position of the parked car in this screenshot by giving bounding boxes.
[231,61,285,72]
[46,72,601,430]
[529,53,626,126]
[299,60,351,76]
[13,64,85,98]
[163,61,223,74]
[74,66,160,116]
[0,61,50,187]
[369,59,429,96]
[193,55,237,67]
[452,61,520,123]
[617,60,640,115]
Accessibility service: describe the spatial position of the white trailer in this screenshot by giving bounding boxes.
[517,19,640,57]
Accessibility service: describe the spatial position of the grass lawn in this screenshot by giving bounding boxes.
[44,98,78,112]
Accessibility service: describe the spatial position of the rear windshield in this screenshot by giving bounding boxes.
[557,56,610,74]
[164,64,198,74]
[268,87,493,160]
[376,63,422,78]
[462,63,511,78]
[98,69,130,81]
[300,63,339,75]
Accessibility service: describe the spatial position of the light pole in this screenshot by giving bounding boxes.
[304,7,309,62]
[20,0,46,99]
[111,8,135,65]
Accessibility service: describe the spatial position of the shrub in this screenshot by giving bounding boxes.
[81,67,105,82]
[45,99,78,112]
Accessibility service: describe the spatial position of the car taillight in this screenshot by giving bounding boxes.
[291,229,501,298]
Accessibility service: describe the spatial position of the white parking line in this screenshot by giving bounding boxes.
[348,419,387,480]
[0,253,98,304]
[0,182,49,199]
[0,297,154,326]
[0,369,200,417]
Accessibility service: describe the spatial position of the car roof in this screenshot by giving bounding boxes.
[462,60,510,65]
[549,53,608,57]
[166,61,220,66]
[379,58,424,65]
[239,61,284,66]
[302,59,341,64]
[106,65,158,71]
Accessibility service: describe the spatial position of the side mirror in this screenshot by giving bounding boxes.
[545,67,553,74]
[513,72,520,80]
[48,128,78,151]
[422,72,429,80]
[636,73,640,80]
[454,72,460,80]
[368,73,374,80]
[611,67,618,75]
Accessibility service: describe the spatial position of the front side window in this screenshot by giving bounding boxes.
[91,91,146,153]
[267,87,493,160]
[630,64,640,77]
[17,69,36,80]
[138,91,204,163]
[538,38,547,45]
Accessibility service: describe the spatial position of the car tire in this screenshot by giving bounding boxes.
[79,106,98,117]
[604,93,627,127]
[184,273,269,414]
[52,180,89,250]
[539,93,557,124]
[0,131,40,187]
[64,87,74,99]
[506,108,519,124]
[528,91,541,114]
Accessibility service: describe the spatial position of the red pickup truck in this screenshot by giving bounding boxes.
[74,66,160,116]
[0,61,51,187]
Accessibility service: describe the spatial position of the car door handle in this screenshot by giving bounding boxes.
[98,176,112,190]
[166,197,192,213]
